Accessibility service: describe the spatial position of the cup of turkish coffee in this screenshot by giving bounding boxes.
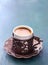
[12,25,34,55]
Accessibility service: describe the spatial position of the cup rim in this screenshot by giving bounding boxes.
[13,25,34,40]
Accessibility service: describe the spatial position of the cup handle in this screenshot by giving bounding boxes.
[32,36,43,47]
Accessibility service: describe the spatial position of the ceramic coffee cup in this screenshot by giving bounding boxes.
[12,25,34,55]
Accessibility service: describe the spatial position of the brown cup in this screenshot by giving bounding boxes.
[12,25,34,55]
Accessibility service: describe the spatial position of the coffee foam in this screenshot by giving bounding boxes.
[13,25,33,40]
[14,27,32,36]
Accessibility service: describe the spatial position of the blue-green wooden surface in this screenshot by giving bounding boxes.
[0,0,48,65]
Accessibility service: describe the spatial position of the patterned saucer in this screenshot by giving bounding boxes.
[4,36,43,58]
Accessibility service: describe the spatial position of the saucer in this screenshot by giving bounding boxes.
[4,36,43,58]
